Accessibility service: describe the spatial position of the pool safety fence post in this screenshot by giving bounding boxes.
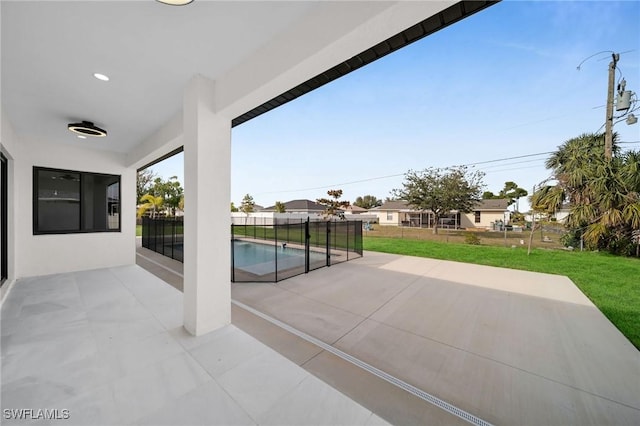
[171,219,175,260]
[160,218,164,254]
[231,224,235,282]
[326,220,331,267]
[142,217,147,249]
[346,220,350,261]
[152,218,156,251]
[148,218,152,250]
[274,225,278,282]
[305,219,310,273]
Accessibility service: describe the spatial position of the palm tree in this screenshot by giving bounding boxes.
[534,132,640,254]
[137,194,164,219]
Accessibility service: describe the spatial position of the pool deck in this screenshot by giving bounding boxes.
[137,241,640,425]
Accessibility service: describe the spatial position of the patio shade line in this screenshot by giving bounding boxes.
[231,299,494,426]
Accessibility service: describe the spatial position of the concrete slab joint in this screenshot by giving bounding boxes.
[183,75,232,336]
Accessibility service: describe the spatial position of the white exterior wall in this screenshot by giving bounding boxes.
[12,137,135,277]
[461,211,507,229]
[231,212,322,225]
[375,211,401,226]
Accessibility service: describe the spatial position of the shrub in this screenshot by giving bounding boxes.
[464,232,481,245]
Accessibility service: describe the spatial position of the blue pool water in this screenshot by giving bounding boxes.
[161,240,326,277]
[233,241,325,275]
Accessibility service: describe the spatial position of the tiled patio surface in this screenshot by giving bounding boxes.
[0,265,386,425]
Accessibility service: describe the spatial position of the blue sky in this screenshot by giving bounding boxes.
[151,0,640,210]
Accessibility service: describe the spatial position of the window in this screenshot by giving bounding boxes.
[33,167,120,234]
[474,211,481,224]
[386,212,393,221]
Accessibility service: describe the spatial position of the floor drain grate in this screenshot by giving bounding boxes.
[232,300,493,426]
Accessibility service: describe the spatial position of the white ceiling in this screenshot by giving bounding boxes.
[1,0,324,153]
[2,1,477,157]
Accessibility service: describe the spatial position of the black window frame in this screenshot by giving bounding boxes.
[474,211,481,224]
[33,166,121,235]
[1,153,7,285]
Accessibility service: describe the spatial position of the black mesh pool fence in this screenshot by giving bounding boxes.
[142,217,363,282]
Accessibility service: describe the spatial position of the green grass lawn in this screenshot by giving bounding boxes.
[364,236,640,349]
[136,224,142,237]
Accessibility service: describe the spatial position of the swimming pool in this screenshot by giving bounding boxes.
[232,240,325,276]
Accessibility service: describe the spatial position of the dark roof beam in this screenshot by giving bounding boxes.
[231,1,498,127]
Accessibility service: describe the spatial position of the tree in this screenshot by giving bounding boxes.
[316,189,350,218]
[482,191,497,200]
[160,176,184,216]
[240,194,255,214]
[533,132,640,255]
[393,166,484,234]
[274,201,286,213]
[144,176,184,217]
[499,181,528,210]
[230,202,239,212]
[483,182,528,210]
[353,195,382,209]
[136,169,157,204]
[137,194,164,219]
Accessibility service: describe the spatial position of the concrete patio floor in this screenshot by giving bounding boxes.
[136,243,640,425]
[230,251,640,425]
[0,265,387,425]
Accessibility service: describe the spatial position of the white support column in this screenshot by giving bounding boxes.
[183,75,231,336]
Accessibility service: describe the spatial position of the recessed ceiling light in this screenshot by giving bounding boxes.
[68,121,107,138]
[77,135,87,139]
[93,73,109,81]
[156,0,194,5]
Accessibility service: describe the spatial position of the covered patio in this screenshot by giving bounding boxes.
[1,264,386,425]
[1,0,496,335]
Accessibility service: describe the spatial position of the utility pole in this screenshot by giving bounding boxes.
[604,53,619,160]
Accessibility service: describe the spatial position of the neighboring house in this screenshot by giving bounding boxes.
[262,199,327,215]
[239,200,377,225]
[371,200,422,226]
[459,199,510,230]
[552,203,571,223]
[371,199,510,230]
[343,205,368,214]
[231,211,322,225]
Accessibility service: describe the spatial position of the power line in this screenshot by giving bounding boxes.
[483,164,547,174]
[256,173,406,195]
[255,150,554,196]
[476,158,547,171]
[461,152,552,167]
[254,139,638,197]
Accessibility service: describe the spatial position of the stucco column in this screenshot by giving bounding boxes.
[183,75,231,336]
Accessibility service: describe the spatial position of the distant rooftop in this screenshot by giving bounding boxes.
[374,199,510,212]
[262,199,326,212]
